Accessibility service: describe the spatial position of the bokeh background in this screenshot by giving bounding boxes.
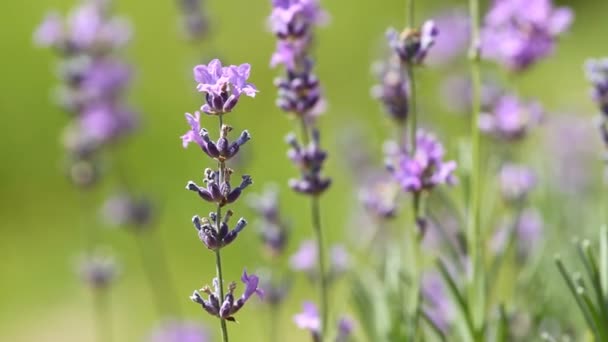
[1,0,607,341]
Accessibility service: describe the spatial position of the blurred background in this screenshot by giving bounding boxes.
[1,0,607,341]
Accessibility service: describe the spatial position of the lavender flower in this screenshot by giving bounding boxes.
[102,192,153,230]
[479,95,543,141]
[585,58,608,116]
[259,273,291,306]
[186,169,253,207]
[336,316,355,342]
[290,240,350,279]
[148,320,208,342]
[490,208,543,260]
[193,59,257,115]
[286,130,331,196]
[422,272,454,333]
[358,176,399,220]
[386,130,457,193]
[426,9,470,67]
[293,301,321,337]
[182,113,251,161]
[371,60,409,122]
[499,164,537,203]
[248,185,290,256]
[481,0,573,72]
[269,0,327,40]
[191,210,248,250]
[386,21,439,65]
[439,73,503,114]
[78,250,118,289]
[176,0,209,41]
[190,270,263,321]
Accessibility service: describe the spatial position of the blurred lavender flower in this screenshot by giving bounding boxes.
[386,130,457,194]
[193,59,258,115]
[290,240,350,279]
[286,130,331,196]
[371,60,409,123]
[585,58,608,116]
[422,272,454,333]
[190,270,263,321]
[336,316,355,342]
[479,95,543,141]
[490,208,543,260]
[499,164,537,203]
[294,301,321,339]
[248,185,290,256]
[78,250,118,289]
[358,176,399,220]
[102,192,153,230]
[386,21,439,65]
[481,0,573,72]
[426,9,470,67]
[259,273,291,306]
[439,73,503,114]
[270,0,327,122]
[148,320,208,342]
[176,0,209,41]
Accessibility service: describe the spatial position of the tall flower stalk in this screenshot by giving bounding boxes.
[269,0,332,338]
[182,59,263,342]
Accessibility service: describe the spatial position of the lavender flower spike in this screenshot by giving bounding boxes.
[481,0,573,72]
[386,129,457,193]
[293,301,321,336]
[193,59,258,115]
[585,58,608,116]
[386,20,439,65]
[371,60,409,123]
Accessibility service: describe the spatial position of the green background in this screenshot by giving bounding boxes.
[1,0,606,341]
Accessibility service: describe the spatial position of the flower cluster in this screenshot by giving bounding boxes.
[182,59,261,322]
[35,0,138,187]
[490,208,543,261]
[290,240,350,281]
[293,302,354,342]
[270,0,327,121]
[585,58,608,148]
[148,320,208,342]
[248,185,291,256]
[102,193,154,231]
[371,61,410,123]
[425,9,470,67]
[78,250,118,290]
[286,130,331,196]
[386,130,457,194]
[499,164,537,203]
[386,21,439,66]
[191,270,264,321]
[176,0,209,41]
[479,95,543,141]
[481,0,573,72]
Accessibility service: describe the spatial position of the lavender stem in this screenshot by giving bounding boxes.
[215,114,229,342]
[467,0,484,337]
[94,288,112,342]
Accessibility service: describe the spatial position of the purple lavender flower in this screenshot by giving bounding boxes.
[102,192,153,230]
[371,60,409,122]
[259,272,291,306]
[190,269,263,321]
[358,176,399,220]
[78,250,118,289]
[248,185,291,256]
[422,272,454,333]
[479,95,543,141]
[439,73,504,114]
[286,130,331,196]
[426,9,470,67]
[290,240,317,272]
[329,245,350,275]
[585,58,608,116]
[191,210,248,250]
[499,164,537,203]
[386,20,439,65]
[193,59,257,115]
[148,320,208,342]
[80,104,138,144]
[336,316,354,342]
[481,0,573,72]
[176,0,209,41]
[293,301,321,336]
[386,130,457,193]
[269,0,327,40]
[490,208,543,260]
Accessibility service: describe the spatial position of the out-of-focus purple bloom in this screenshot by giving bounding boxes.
[336,316,355,342]
[585,58,608,116]
[248,185,291,256]
[78,250,118,289]
[259,273,291,306]
[148,320,208,342]
[358,176,399,220]
[386,21,439,65]
[371,60,409,122]
[490,208,543,260]
[80,104,138,144]
[269,0,327,39]
[35,12,64,47]
[176,0,209,41]
[80,58,132,102]
[440,73,503,114]
[386,130,457,193]
[293,301,321,335]
[479,95,543,141]
[102,192,153,230]
[422,272,454,332]
[286,130,331,196]
[329,245,350,275]
[191,269,263,320]
[499,164,537,203]
[193,59,257,115]
[426,9,470,66]
[290,240,317,272]
[481,0,573,72]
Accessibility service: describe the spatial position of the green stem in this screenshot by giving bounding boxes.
[406,65,417,152]
[408,193,423,339]
[215,114,229,342]
[312,196,329,338]
[467,0,484,337]
[94,288,112,342]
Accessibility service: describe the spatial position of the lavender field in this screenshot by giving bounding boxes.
[1,0,608,341]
